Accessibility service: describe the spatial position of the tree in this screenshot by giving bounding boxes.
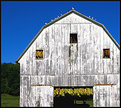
[1,63,20,96]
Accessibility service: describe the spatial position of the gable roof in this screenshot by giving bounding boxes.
[16,9,120,63]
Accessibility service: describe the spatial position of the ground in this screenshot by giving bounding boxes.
[1,94,19,107]
[1,94,93,107]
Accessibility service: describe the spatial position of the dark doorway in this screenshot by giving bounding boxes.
[54,86,93,107]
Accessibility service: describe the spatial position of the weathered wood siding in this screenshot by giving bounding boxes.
[19,13,120,107]
[93,85,120,107]
[29,86,53,107]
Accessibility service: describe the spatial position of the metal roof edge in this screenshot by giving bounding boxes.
[16,25,45,63]
[16,10,73,63]
[72,10,120,50]
[16,9,120,63]
[102,25,120,50]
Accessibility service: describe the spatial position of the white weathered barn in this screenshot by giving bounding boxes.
[16,9,120,107]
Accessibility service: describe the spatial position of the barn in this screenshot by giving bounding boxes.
[16,9,120,107]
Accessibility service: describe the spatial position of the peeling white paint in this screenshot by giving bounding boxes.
[19,12,120,107]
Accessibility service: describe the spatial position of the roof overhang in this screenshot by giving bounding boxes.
[16,9,120,63]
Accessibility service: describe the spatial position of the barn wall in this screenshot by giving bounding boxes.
[19,13,120,107]
[93,85,120,107]
[28,86,53,107]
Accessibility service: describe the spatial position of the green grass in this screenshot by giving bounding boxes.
[1,94,93,107]
[1,94,20,107]
[74,99,93,107]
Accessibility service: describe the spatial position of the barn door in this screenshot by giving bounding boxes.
[29,85,54,107]
[93,84,119,107]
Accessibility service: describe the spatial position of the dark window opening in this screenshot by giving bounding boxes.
[103,49,110,58]
[36,50,43,59]
[70,33,77,43]
[54,86,93,107]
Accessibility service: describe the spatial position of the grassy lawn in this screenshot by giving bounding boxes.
[1,94,93,107]
[1,94,20,107]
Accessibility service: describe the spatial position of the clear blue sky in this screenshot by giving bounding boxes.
[1,1,120,64]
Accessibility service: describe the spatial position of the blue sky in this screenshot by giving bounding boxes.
[1,1,120,64]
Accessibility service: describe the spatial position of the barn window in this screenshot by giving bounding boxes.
[36,50,43,59]
[103,49,110,58]
[70,33,77,43]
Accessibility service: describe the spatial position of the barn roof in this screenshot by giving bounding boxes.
[16,9,120,63]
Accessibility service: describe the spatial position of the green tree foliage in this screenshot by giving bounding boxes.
[1,63,20,96]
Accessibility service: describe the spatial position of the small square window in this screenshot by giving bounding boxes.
[36,50,43,59]
[70,33,77,43]
[103,49,110,58]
